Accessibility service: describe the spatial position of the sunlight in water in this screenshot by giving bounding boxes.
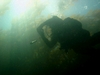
[11,0,49,16]
[12,0,31,15]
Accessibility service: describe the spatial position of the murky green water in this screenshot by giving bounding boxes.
[0,0,100,75]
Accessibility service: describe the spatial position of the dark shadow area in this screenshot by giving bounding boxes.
[37,16,100,74]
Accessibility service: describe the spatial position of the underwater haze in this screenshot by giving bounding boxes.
[0,0,100,75]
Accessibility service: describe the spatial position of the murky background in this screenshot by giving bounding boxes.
[0,0,100,75]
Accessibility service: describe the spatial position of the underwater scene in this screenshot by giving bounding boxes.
[0,0,100,75]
